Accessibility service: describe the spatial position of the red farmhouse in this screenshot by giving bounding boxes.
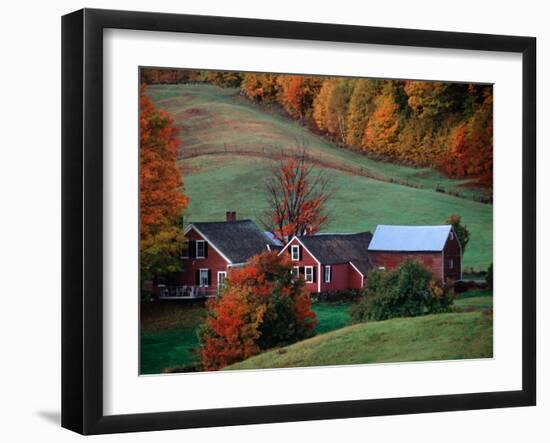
[167,212,276,297]
[368,225,462,282]
[278,233,373,293]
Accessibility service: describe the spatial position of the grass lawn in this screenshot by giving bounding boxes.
[226,309,493,371]
[312,303,352,334]
[140,292,492,374]
[140,302,206,374]
[146,84,493,271]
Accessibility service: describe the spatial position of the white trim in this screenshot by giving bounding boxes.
[349,261,365,288]
[195,239,206,259]
[199,268,209,287]
[304,266,314,283]
[278,236,321,265]
[217,271,227,292]
[324,265,332,283]
[184,224,232,264]
[318,263,321,293]
[291,244,300,261]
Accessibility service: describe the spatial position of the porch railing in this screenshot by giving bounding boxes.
[157,285,217,299]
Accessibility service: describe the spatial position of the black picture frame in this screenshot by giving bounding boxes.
[62,8,536,435]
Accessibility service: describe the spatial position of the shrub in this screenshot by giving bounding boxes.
[312,289,363,304]
[350,260,454,323]
[199,251,316,370]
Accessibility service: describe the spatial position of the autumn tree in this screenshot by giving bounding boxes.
[206,71,243,88]
[363,92,400,157]
[261,147,332,244]
[241,73,280,102]
[277,75,323,119]
[345,79,379,147]
[199,251,316,370]
[140,84,189,283]
[445,214,470,253]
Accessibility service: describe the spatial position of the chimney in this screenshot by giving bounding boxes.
[226,211,237,222]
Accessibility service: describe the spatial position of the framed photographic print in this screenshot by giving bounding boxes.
[61,8,536,435]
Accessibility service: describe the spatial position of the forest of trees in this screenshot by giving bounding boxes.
[141,69,493,187]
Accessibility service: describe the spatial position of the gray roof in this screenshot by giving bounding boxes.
[299,232,373,269]
[190,220,275,263]
[368,225,452,252]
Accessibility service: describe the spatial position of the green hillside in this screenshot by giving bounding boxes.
[225,309,493,371]
[147,84,493,270]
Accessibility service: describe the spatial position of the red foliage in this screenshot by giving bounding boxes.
[200,252,316,370]
[263,152,331,244]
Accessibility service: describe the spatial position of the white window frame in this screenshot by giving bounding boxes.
[378,266,386,271]
[217,271,227,291]
[450,231,454,241]
[324,265,332,283]
[304,266,314,283]
[196,240,206,258]
[292,266,300,278]
[199,268,209,287]
[449,258,454,269]
[291,244,300,261]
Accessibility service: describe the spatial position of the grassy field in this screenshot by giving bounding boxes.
[140,292,491,374]
[146,84,493,271]
[140,302,206,374]
[226,298,493,371]
[140,301,352,374]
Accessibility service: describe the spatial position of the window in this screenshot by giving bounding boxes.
[217,271,227,292]
[449,259,454,269]
[181,240,189,258]
[304,266,314,283]
[199,269,209,287]
[291,244,300,261]
[292,266,300,278]
[378,266,386,271]
[324,265,332,283]
[450,231,454,241]
[196,240,206,258]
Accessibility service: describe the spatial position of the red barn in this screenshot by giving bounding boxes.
[159,212,276,298]
[278,233,373,293]
[368,225,462,282]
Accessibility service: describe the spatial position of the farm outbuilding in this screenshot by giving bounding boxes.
[368,225,462,282]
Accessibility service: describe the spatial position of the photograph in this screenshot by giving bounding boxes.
[139,68,494,374]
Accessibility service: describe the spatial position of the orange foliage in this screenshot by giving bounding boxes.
[140,84,188,279]
[200,252,316,370]
[363,94,400,156]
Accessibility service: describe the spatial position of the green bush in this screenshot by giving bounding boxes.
[311,289,363,304]
[350,260,454,323]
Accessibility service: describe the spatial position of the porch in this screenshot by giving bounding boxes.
[157,284,218,300]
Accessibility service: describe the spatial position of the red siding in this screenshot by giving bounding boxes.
[443,230,462,281]
[282,239,365,293]
[348,264,364,289]
[177,228,230,293]
[282,238,320,292]
[369,250,444,281]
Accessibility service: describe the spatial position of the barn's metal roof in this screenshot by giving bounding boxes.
[368,225,452,252]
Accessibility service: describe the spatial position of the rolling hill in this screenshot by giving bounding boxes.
[225,309,493,371]
[146,84,493,271]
